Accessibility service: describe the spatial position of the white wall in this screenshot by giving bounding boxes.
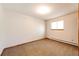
[0,4,45,54]
[0,4,6,55]
[46,12,78,46]
[0,8,45,55]
[4,9,45,48]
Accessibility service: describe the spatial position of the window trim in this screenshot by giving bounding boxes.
[51,20,64,30]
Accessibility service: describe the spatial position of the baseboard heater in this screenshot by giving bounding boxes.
[46,37,78,46]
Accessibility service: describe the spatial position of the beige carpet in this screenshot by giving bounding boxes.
[2,39,78,56]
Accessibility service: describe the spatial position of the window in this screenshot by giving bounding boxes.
[51,20,64,29]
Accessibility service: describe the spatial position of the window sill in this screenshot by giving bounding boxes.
[51,29,64,30]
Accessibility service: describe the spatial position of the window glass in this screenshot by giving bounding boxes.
[51,20,64,29]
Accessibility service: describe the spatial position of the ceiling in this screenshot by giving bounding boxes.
[2,3,78,20]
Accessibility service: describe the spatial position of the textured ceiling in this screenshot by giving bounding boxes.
[2,3,78,20]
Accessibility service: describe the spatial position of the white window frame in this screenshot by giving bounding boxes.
[51,20,64,30]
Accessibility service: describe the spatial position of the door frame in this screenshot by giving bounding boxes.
[78,3,79,56]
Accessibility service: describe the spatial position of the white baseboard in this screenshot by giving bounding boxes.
[0,48,4,56]
[5,37,44,49]
[0,37,44,56]
[47,37,78,46]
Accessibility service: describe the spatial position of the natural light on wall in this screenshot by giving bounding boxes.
[51,20,64,29]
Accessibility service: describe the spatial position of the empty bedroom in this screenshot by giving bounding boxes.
[0,3,78,56]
